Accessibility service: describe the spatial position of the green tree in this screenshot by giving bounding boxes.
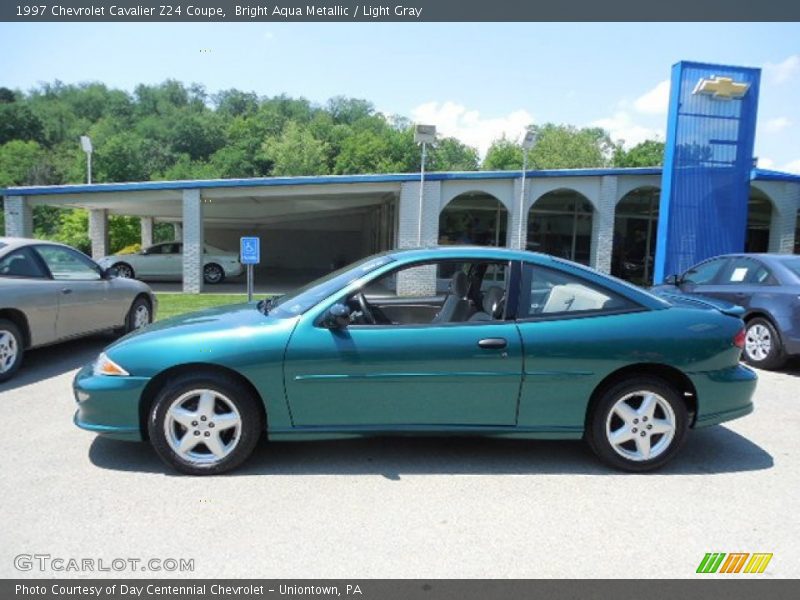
[262,122,330,176]
[612,140,664,167]
[483,136,523,170]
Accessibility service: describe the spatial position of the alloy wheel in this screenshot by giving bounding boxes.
[605,390,676,462]
[133,305,150,329]
[163,389,242,465]
[204,264,223,284]
[116,264,133,278]
[0,330,18,374]
[745,323,771,362]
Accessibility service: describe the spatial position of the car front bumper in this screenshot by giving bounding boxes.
[73,363,149,441]
[689,363,757,428]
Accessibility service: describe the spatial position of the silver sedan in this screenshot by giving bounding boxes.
[0,237,157,382]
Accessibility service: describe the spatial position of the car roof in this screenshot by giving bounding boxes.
[0,236,77,253]
[388,245,554,263]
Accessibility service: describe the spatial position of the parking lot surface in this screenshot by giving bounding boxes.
[0,338,798,578]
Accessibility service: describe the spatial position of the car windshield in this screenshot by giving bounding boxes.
[780,256,800,279]
[266,254,395,317]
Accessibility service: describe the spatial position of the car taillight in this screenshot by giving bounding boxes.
[733,328,746,349]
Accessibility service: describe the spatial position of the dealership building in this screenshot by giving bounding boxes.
[2,165,800,293]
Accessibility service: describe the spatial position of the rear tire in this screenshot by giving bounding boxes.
[125,296,152,333]
[586,377,688,472]
[148,373,263,475]
[743,317,785,370]
[0,319,24,383]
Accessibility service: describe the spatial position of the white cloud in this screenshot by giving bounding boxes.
[756,157,775,169]
[781,159,800,174]
[763,117,791,133]
[764,55,800,84]
[410,101,533,157]
[591,111,663,148]
[633,80,671,115]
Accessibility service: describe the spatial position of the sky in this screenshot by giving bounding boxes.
[1,22,799,171]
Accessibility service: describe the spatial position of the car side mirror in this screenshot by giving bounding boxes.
[663,274,678,285]
[103,267,119,279]
[323,303,351,329]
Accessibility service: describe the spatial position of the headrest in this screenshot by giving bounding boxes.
[482,286,505,316]
[450,270,469,297]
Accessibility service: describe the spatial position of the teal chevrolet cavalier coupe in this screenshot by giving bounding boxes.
[74,247,756,475]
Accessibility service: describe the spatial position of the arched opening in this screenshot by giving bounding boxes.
[612,186,660,285]
[527,189,593,265]
[795,209,800,254]
[438,192,508,247]
[747,187,773,253]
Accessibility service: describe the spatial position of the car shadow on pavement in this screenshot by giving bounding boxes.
[88,424,772,478]
[0,335,109,394]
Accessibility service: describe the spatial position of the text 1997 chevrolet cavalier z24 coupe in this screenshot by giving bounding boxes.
[74,247,757,475]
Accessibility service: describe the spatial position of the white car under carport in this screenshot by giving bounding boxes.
[97,242,244,284]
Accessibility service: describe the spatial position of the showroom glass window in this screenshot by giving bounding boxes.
[35,246,102,280]
[612,187,660,285]
[746,189,772,253]
[527,190,593,265]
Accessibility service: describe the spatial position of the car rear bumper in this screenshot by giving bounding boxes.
[72,364,149,441]
[689,363,757,428]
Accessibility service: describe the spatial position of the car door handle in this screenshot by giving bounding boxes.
[478,338,507,350]
[61,287,72,295]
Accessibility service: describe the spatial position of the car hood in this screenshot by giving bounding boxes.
[112,303,269,344]
[103,302,299,377]
[650,290,745,318]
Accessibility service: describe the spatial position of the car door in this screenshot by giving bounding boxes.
[137,243,172,277]
[283,259,523,427]
[33,245,119,339]
[514,262,647,429]
[0,246,60,345]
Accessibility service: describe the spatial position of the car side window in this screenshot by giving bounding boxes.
[721,258,774,285]
[34,245,102,281]
[682,258,727,285]
[520,263,636,319]
[350,260,510,326]
[0,247,48,279]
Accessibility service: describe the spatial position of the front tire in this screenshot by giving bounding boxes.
[586,377,688,472]
[148,373,263,475]
[125,296,152,333]
[0,319,24,383]
[743,317,785,370]
[113,262,135,279]
[203,263,225,284]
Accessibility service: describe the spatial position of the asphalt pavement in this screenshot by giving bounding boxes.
[0,336,798,578]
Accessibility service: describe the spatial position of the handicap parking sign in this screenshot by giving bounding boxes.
[240,237,260,265]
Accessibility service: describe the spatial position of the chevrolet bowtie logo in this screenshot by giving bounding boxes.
[693,75,750,100]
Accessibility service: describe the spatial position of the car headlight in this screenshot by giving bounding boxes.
[93,352,129,377]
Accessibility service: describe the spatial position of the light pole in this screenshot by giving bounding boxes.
[413,124,436,246]
[518,130,538,250]
[80,135,93,184]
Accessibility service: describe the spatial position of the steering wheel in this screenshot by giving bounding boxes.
[355,292,376,325]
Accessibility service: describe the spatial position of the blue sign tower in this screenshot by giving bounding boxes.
[654,61,761,283]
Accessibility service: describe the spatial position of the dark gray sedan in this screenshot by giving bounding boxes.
[652,253,800,369]
[0,237,157,382]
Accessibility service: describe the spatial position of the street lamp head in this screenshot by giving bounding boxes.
[521,130,538,150]
[80,135,93,154]
[414,124,436,144]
